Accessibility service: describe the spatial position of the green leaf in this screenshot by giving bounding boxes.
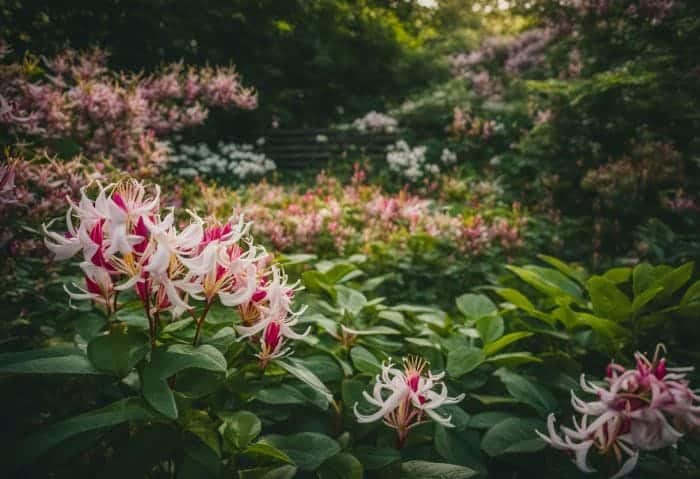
[0,351,103,375]
[586,276,632,320]
[491,288,536,312]
[507,265,584,304]
[652,262,694,300]
[276,357,333,405]
[180,408,221,457]
[632,286,664,312]
[238,465,298,479]
[87,329,149,377]
[481,418,546,457]
[401,460,477,479]
[633,263,655,296]
[681,279,700,306]
[298,355,343,383]
[302,271,335,298]
[475,315,504,343]
[142,344,227,419]
[468,412,515,429]
[434,426,484,472]
[242,441,294,465]
[264,433,340,471]
[335,285,367,316]
[494,369,556,417]
[317,453,363,479]
[603,267,632,284]
[482,332,533,356]
[352,446,400,470]
[350,345,382,374]
[486,352,542,367]
[537,255,588,284]
[17,398,161,466]
[574,312,631,344]
[323,263,359,283]
[219,411,261,450]
[446,344,484,379]
[456,293,497,319]
[254,384,307,406]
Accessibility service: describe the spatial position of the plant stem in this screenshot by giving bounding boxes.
[192,301,213,346]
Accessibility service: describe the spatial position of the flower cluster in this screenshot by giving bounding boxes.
[449,107,498,141]
[386,140,436,182]
[354,356,465,447]
[352,111,399,134]
[193,172,525,259]
[539,345,700,478]
[168,142,276,182]
[43,179,306,364]
[0,45,256,167]
[450,28,556,83]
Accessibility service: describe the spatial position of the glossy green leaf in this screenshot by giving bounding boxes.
[219,410,261,450]
[446,344,484,378]
[264,432,340,471]
[350,345,382,374]
[142,344,227,419]
[494,369,557,417]
[482,332,533,356]
[475,315,504,343]
[277,357,333,404]
[17,398,161,466]
[586,276,632,320]
[352,446,400,470]
[456,293,497,319]
[317,453,363,479]
[401,460,477,479]
[87,329,149,377]
[481,417,546,457]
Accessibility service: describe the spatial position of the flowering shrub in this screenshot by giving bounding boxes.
[167,142,276,182]
[192,170,525,258]
[352,110,398,133]
[0,44,256,167]
[540,346,699,478]
[580,139,683,207]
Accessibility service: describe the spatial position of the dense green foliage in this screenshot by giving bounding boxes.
[2,1,700,478]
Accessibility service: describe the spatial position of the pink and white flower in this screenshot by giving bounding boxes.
[354,356,465,446]
[538,345,700,478]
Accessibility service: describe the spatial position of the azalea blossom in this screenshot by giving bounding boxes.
[538,345,700,478]
[354,356,465,447]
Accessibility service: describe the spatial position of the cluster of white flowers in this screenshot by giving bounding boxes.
[440,148,457,165]
[168,142,276,181]
[386,140,438,182]
[352,111,398,134]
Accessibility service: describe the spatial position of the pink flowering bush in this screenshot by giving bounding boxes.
[0,43,256,169]
[190,170,526,259]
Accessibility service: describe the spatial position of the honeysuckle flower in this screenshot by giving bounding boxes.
[539,414,639,479]
[256,320,292,368]
[64,261,116,312]
[538,345,700,478]
[44,178,309,358]
[354,356,465,447]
